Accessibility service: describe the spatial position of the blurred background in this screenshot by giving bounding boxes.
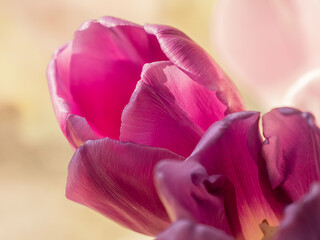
[0,0,214,239]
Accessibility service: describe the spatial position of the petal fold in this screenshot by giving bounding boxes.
[154,159,241,237]
[120,61,227,157]
[145,24,243,114]
[66,138,184,235]
[273,183,320,240]
[262,108,320,202]
[189,112,278,240]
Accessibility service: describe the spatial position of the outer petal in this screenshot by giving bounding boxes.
[145,24,243,114]
[156,219,234,240]
[211,0,320,109]
[66,138,184,235]
[155,160,242,238]
[262,108,320,202]
[120,61,226,157]
[189,112,278,240]
[47,43,99,148]
[48,17,167,144]
[273,183,320,240]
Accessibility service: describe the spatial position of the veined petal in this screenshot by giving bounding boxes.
[120,61,227,157]
[273,183,320,240]
[155,159,242,238]
[156,219,234,240]
[66,138,184,235]
[262,108,320,202]
[189,112,278,240]
[145,24,243,114]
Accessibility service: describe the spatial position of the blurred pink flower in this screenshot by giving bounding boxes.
[210,0,320,114]
[47,16,243,235]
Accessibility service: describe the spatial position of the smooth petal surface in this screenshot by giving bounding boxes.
[48,17,168,144]
[47,43,99,148]
[189,112,278,240]
[211,0,320,109]
[156,219,234,240]
[145,24,243,114]
[155,159,241,238]
[69,17,167,139]
[262,108,320,202]
[66,138,184,235]
[120,61,227,157]
[273,183,320,240]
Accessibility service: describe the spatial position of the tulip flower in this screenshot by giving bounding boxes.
[210,0,320,116]
[47,16,243,235]
[48,16,320,240]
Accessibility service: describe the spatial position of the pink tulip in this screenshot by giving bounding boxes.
[210,0,320,113]
[48,16,320,240]
[47,16,243,235]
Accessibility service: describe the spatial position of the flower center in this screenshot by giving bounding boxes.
[259,219,278,240]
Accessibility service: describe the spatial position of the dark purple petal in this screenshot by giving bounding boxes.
[262,108,320,202]
[189,111,278,240]
[154,159,242,238]
[120,61,227,157]
[66,138,184,235]
[156,219,234,240]
[273,183,320,240]
[144,24,243,114]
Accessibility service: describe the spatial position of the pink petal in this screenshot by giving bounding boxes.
[262,108,320,202]
[48,17,168,143]
[47,43,99,148]
[69,18,167,139]
[211,0,320,108]
[145,24,243,114]
[273,183,320,240]
[156,219,234,240]
[66,138,184,235]
[120,61,227,157]
[189,112,278,240]
[154,159,242,238]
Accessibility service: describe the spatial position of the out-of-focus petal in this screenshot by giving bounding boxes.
[145,24,243,114]
[120,61,227,157]
[66,138,184,235]
[189,112,278,240]
[69,17,167,139]
[155,160,241,237]
[262,108,320,202]
[47,43,99,148]
[156,219,234,240]
[211,0,320,109]
[283,69,320,123]
[273,183,320,240]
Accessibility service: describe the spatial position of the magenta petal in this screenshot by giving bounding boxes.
[155,159,242,238]
[189,112,278,240]
[66,138,184,235]
[273,183,320,240]
[145,24,243,114]
[156,219,234,240]
[262,108,320,202]
[121,61,227,157]
[47,43,99,148]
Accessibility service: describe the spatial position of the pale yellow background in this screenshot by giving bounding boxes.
[0,0,214,239]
